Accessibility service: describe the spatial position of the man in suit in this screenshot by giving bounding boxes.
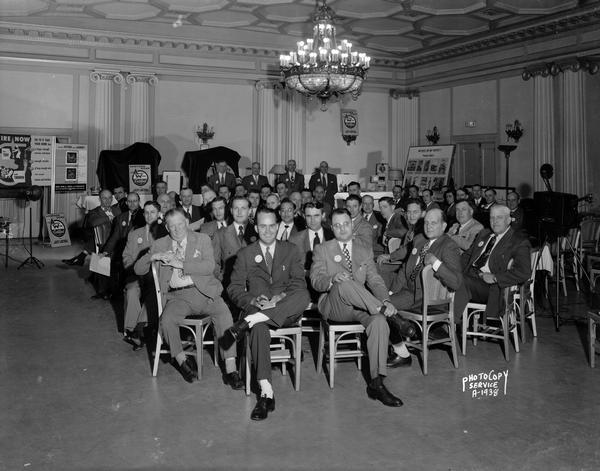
[208,160,236,193]
[444,189,457,227]
[347,181,361,196]
[476,187,498,228]
[422,189,440,211]
[362,195,385,257]
[259,184,272,205]
[380,196,409,247]
[242,162,269,193]
[310,209,414,407]
[276,198,300,241]
[313,185,332,220]
[179,187,204,231]
[234,183,247,198]
[247,189,261,225]
[134,208,243,387]
[275,182,289,201]
[453,205,532,326]
[154,181,168,200]
[387,208,463,366]
[447,200,484,252]
[200,197,229,240]
[212,196,257,286]
[471,184,484,208]
[121,201,161,350]
[289,191,307,231]
[276,159,305,194]
[224,207,310,420]
[345,194,374,250]
[113,186,128,213]
[157,193,174,216]
[217,184,231,205]
[506,191,525,233]
[309,161,338,208]
[392,185,403,208]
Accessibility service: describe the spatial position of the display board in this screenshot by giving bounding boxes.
[129,164,152,195]
[402,145,455,191]
[54,144,88,193]
[45,213,71,247]
[0,134,33,189]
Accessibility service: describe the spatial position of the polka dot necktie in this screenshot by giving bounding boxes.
[342,243,352,275]
[410,242,431,282]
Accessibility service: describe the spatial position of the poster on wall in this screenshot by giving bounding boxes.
[0,134,32,189]
[54,144,88,192]
[30,135,55,186]
[45,213,71,248]
[402,145,455,192]
[129,164,152,195]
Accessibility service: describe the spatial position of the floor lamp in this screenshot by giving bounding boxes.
[18,186,44,270]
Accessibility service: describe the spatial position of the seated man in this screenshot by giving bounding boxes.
[121,201,161,350]
[447,200,484,253]
[134,208,243,388]
[454,205,532,326]
[387,208,463,367]
[247,189,260,225]
[276,198,300,241]
[362,195,385,257]
[200,197,229,240]
[265,193,280,210]
[180,187,204,231]
[345,194,374,250]
[224,208,310,420]
[506,191,525,233]
[310,209,414,408]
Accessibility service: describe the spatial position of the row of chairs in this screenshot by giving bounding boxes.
[149,256,540,389]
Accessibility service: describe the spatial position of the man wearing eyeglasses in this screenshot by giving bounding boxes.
[310,209,415,408]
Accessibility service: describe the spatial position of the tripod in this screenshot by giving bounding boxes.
[18,201,44,269]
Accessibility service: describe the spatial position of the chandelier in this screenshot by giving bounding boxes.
[279,0,371,111]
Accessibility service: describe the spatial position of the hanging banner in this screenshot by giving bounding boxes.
[340,109,358,145]
[129,164,152,195]
[45,213,71,247]
[0,134,32,189]
[402,145,455,192]
[54,144,88,191]
[30,136,55,186]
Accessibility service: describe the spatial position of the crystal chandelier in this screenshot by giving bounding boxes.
[279,0,371,111]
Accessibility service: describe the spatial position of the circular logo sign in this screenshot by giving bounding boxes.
[132,169,149,187]
[343,114,357,129]
[50,219,66,237]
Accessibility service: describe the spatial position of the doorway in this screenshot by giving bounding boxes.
[452,135,498,187]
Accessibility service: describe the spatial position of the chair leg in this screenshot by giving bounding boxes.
[294,332,301,391]
[473,313,479,347]
[449,322,459,368]
[356,334,362,371]
[530,312,538,338]
[518,299,527,345]
[589,317,596,368]
[245,333,251,396]
[422,323,429,376]
[212,323,218,366]
[328,329,335,389]
[461,310,468,356]
[317,323,325,375]
[194,323,204,380]
[152,332,163,377]
[512,328,520,354]
[502,316,510,362]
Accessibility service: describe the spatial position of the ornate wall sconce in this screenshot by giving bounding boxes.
[425,126,440,145]
[195,123,215,149]
[505,120,523,143]
[341,109,358,145]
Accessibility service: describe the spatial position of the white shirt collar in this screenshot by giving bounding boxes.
[338,239,352,252]
[259,240,276,257]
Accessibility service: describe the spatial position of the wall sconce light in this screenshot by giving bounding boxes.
[505,120,523,143]
[195,123,215,149]
[425,126,440,145]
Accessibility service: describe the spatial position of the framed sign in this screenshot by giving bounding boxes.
[340,109,358,145]
[402,145,455,192]
[129,164,152,195]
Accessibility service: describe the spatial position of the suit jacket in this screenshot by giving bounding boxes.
[181,205,204,224]
[391,233,463,307]
[278,222,300,241]
[425,202,440,211]
[352,215,374,249]
[227,240,307,312]
[241,174,269,193]
[389,221,424,263]
[200,220,227,240]
[510,207,525,232]
[212,223,258,284]
[448,218,484,252]
[462,227,531,288]
[383,212,408,241]
[309,172,338,206]
[363,211,385,256]
[475,201,497,228]
[122,225,154,270]
[310,239,388,310]
[290,227,334,271]
[103,209,145,256]
[207,172,236,192]
[134,230,222,304]
[85,205,121,229]
[276,172,305,193]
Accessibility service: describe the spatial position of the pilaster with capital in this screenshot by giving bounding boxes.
[532,75,555,191]
[390,90,419,171]
[126,73,158,143]
[255,80,285,185]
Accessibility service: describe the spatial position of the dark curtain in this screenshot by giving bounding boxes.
[96,142,161,192]
[180,146,241,194]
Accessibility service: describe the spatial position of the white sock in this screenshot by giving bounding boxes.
[258,379,273,398]
[224,357,237,374]
[175,352,187,365]
[393,342,410,358]
[245,312,269,328]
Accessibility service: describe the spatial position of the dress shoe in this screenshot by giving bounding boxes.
[250,395,275,421]
[223,371,244,390]
[389,315,416,338]
[62,254,85,266]
[123,333,143,351]
[220,319,250,350]
[429,324,449,341]
[386,352,412,368]
[174,358,197,383]
[90,292,110,300]
[367,378,403,407]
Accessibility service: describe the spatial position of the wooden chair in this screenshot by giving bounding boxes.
[398,265,459,375]
[150,261,217,379]
[512,249,541,344]
[244,320,303,395]
[588,311,600,368]
[558,228,581,294]
[462,286,520,361]
[317,319,366,388]
[300,302,320,335]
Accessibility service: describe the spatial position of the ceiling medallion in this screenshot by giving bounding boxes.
[279,0,370,111]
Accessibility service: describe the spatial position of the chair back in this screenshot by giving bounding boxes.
[421,265,454,312]
[529,249,541,284]
[561,227,580,250]
[388,237,402,253]
[580,217,600,250]
[151,261,164,318]
[93,222,112,252]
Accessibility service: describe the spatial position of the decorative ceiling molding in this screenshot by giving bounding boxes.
[390,88,420,99]
[522,55,600,80]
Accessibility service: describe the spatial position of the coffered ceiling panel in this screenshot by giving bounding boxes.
[157,0,228,14]
[1,0,47,15]
[90,2,162,21]
[412,0,486,15]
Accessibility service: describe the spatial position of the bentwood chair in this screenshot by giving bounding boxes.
[150,261,217,379]
[399,265,459,375]
[512,249,541,344]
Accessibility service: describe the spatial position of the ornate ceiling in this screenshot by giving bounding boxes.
[1,0,597,68]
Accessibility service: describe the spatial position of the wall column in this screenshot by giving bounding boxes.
[532,75,556,191]
[255,80,284,185]
[283,90,307,173]
[560,70,587,196]
[126,73,158,144]
[390,90,419,171]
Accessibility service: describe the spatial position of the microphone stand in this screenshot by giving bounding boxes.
[18,197,44,270]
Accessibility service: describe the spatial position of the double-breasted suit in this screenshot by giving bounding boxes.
[311,239,391,379]
[228,240,310,380]
[453,227,531,322]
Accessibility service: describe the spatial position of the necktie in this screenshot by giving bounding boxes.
[323,174,327,187]
[473,235,497,270]
[105,209,114,221]
[265,246,273,273]
[220,173,224,185]
[410,242,431,282]
[290,173,294,183]
[175,241,186,279]
[254,175,258,185]
[454,224,461,235]
[238,225,244,244]
[282,225,289,241]
[342,243,352,275]
[313,232,320,249]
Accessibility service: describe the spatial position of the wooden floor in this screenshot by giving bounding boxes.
[1,242,600,471]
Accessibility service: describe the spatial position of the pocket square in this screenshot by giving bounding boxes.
[193,249,201,258]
